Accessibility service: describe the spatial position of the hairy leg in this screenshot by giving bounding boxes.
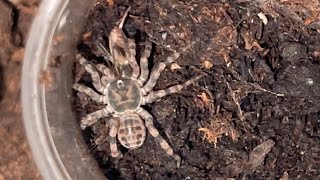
[141,41,196,95]
[109,118,123,158]
[95,64,115,86]
[128,39,140,79]
[80,106,113,130]
[142,75,203,104]
[136,42,152,87]
[137,108,181,167]
[76,54,105,93]
[73,83,107,104]
[95,64,115,78]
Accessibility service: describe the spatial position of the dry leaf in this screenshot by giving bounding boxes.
[251,41,264,51]
[280,171,289,180]
[247,139,275,170]
[257,12,268,25]
[170,63,181,71]
[304,18,313,25]
[225,139,275,176]
[106,0,114,6]
[202,60,213,69]
[241,31,252,50]
[197,92,211,107]
[241,30,263,51]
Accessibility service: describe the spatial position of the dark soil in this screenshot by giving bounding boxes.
[74,0,320,179]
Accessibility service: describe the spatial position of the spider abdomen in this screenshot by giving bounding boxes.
[118,114,146,149]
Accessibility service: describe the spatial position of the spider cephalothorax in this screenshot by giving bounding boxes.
[107,78,142,113]
[73,8,203,167]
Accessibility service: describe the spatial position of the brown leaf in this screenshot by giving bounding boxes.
[202,60,213,69]
[241,30,263,51]
[170,63,181,71]
[106,0,114,6]
[247,139,275,170]
[280,171,289,180]
[251,41,264,52]
[304,18,313,25]
[197,92,211,107]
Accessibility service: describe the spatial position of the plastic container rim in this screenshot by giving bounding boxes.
[21,0,71,179]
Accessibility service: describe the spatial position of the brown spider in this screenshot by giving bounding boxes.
[73,8,203,167]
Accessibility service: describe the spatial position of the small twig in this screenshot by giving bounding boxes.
[128,14,152,24]
[199,86,215,115]
[226,81,244,121]
[190,65,210,76]
[249,83,285,97]
[117,6,131,29]
[189,12,200,23]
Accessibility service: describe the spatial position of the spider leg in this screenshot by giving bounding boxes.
[109,118,123,158]
[128,39,140,79]
[95,64,115,86]
[76,54,106,93]
[142,75,204,105]
[137,108,181,167]
[73,83,107,104]
[141,41,196,95]
[96,64,115,78]
[136,42,152,87]
[80,106,113,130]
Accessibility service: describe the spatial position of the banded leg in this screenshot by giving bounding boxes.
[141,41,196,95]
[137,108,181,167]
[136,42,152,87]
[128,39,140,79]
[80,107,112,130]
[73,83,107,104]
[142,75,204,105]
[109,118,123,158]
[96,64,114,77]
[76,54,105,93]
[96,64,115,86]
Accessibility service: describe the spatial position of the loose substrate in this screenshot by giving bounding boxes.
[73,0,320,179]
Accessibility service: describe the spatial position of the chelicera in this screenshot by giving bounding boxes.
[73,7,203,167]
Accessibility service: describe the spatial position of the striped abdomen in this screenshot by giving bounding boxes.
[117,114,146,149]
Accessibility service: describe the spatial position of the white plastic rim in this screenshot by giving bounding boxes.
[22,0,71,179]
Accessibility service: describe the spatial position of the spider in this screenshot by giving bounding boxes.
[73,8,203,167]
